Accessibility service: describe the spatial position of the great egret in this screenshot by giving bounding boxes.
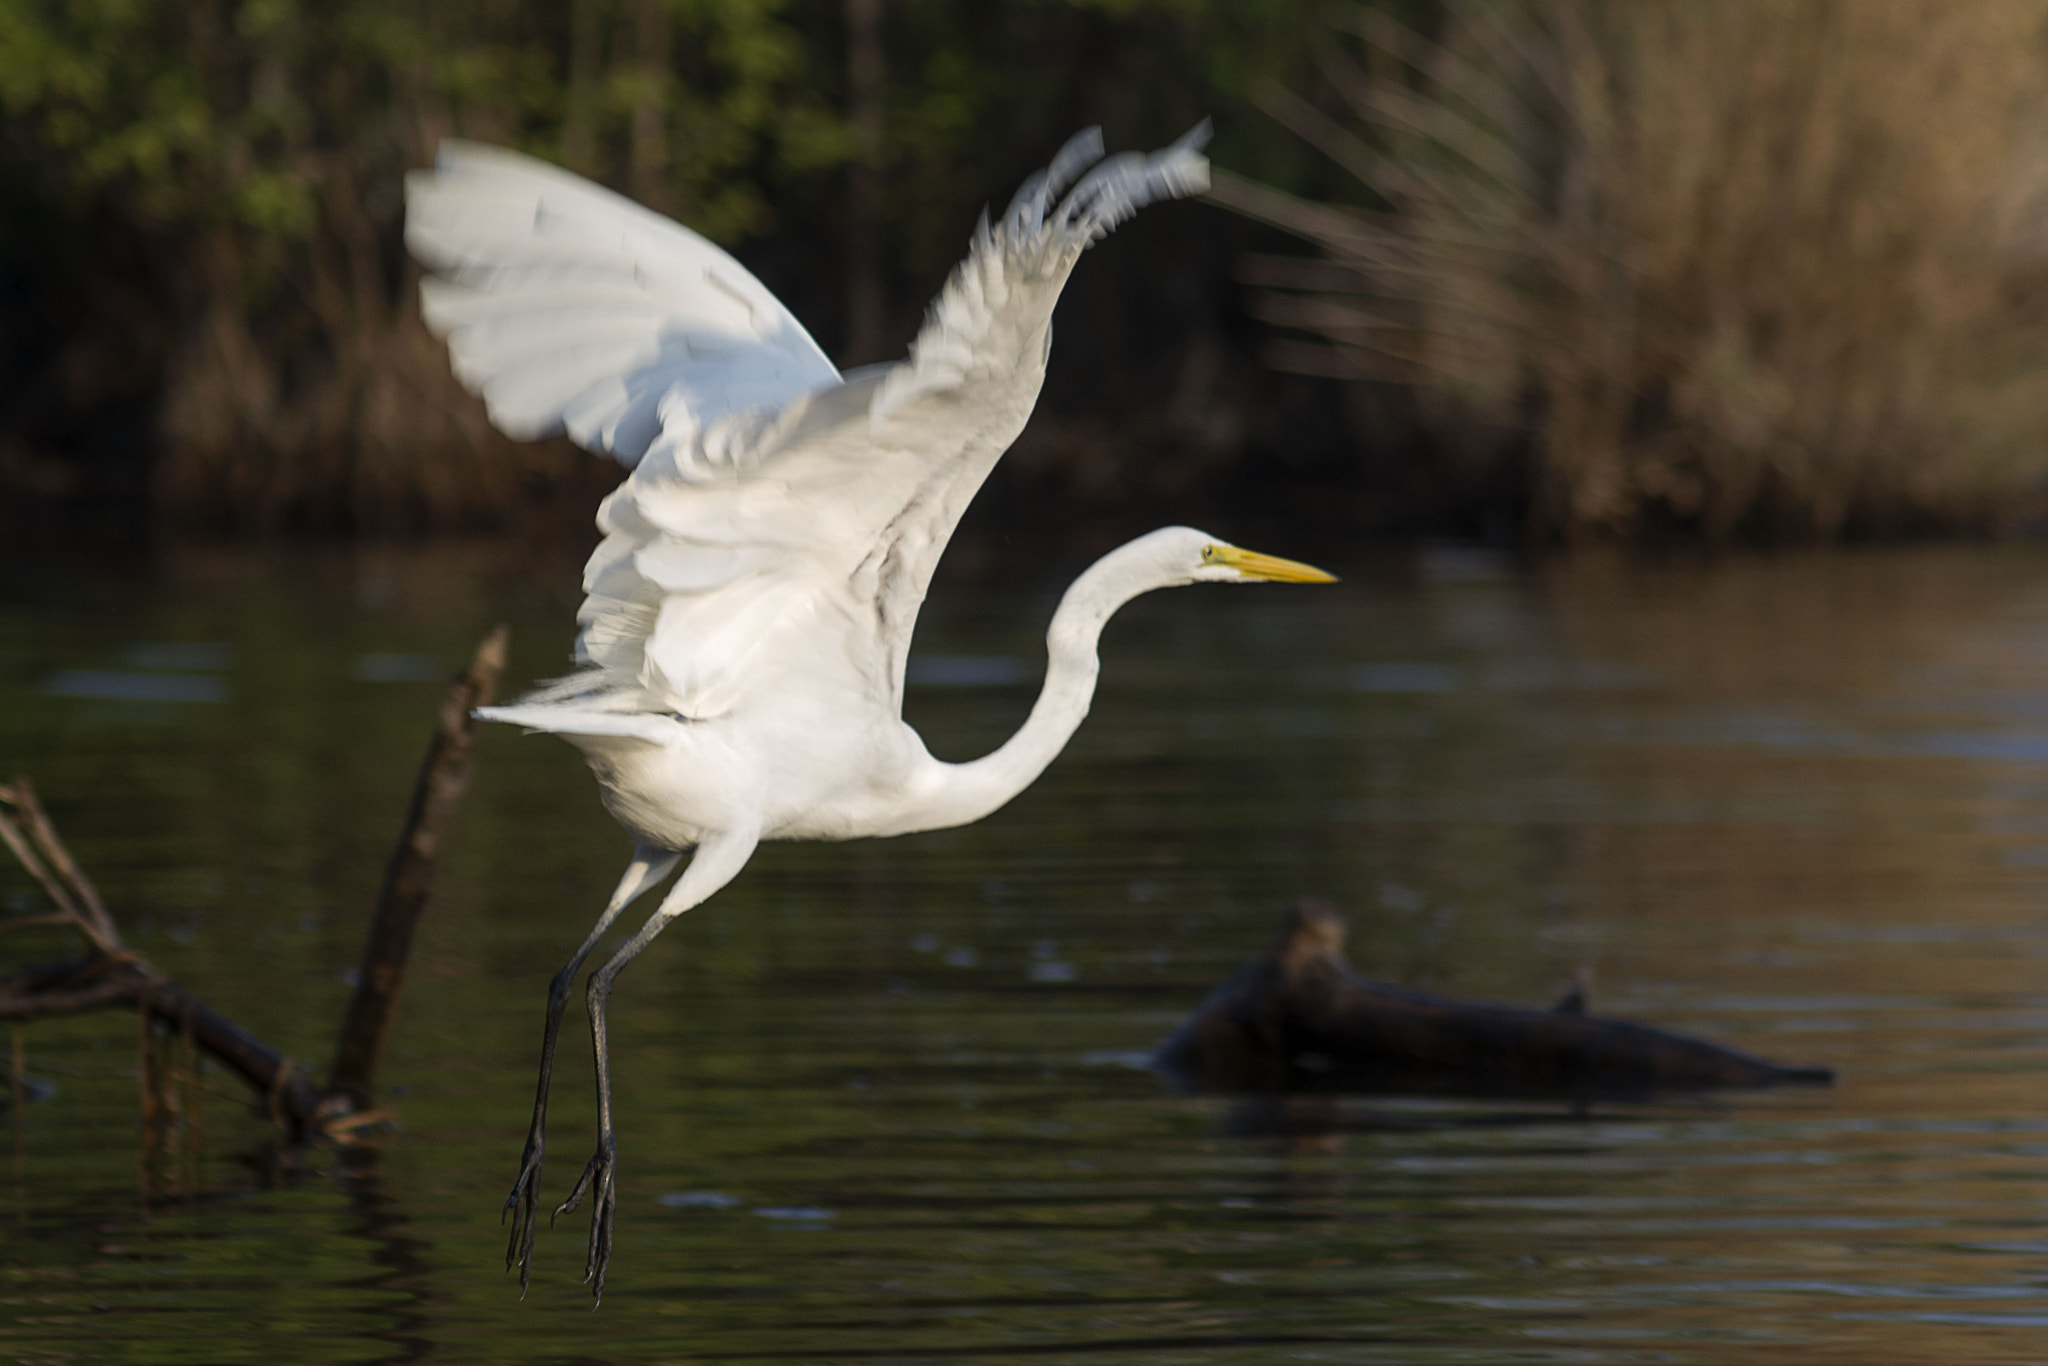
[406,124,1335,1301]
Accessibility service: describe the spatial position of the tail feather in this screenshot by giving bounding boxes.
[476,702,675,744]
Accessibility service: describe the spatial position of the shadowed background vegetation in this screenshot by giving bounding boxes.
[5,0,2048,545]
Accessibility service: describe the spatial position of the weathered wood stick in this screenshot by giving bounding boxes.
[9,783,120,948]
[136,974,327,1134]
[0,966,134,1018]
[0,625,508,1139]
[0,781,119,955]
[0,953,327,1134]
[328,625,507,1107]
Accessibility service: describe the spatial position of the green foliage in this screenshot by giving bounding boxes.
[0,0,1347,532]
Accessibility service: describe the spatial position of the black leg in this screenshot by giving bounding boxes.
[554,941,632,1304]
[505,847,675,1295]
[504,954,592,1292]
[550,825,760,1306]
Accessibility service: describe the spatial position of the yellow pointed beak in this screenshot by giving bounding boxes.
[1203,544,1339,584]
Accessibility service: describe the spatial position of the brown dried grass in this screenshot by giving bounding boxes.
[1224,0,2048,541]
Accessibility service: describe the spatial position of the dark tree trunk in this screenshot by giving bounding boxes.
[564,0,605,176]
[843,0,886,365]
[629,0,672,212]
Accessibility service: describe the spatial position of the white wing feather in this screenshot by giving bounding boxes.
[405,140,839,465]
[410,127,1210,726]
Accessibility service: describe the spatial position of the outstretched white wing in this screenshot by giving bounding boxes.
[410,128,1210,725]
[405,141,840,464]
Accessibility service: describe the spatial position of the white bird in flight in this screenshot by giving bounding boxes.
[405,123,1334,1301]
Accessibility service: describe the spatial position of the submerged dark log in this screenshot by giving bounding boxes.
[1155,901,1834,1098]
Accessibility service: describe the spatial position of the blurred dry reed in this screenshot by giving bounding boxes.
[153,254,587,534]
[1217,0,2048,541]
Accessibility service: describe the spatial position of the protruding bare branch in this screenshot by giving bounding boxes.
[329,625,508,1106]
[0,626,508,1143]
[0,780,122,954]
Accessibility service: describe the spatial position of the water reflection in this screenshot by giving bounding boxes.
[43,668,228,703]
[3,543,2048,1361]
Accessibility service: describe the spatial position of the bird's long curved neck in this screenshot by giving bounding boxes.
[908,541,1170,833]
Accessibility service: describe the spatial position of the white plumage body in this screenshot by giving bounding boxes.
[409,130,1203,854]
[404,125,1330,1301]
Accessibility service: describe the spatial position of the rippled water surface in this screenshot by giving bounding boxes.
[4,541,2048,1363]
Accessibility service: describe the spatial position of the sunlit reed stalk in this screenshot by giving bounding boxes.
[1223,0,2048,541]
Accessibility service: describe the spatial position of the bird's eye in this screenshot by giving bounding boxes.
[1200,545,1221,563]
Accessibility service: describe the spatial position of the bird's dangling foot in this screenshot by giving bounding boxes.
[555,1132,619,1304]
[502,1125,548,1295]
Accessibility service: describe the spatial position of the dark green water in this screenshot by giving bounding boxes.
[4,540,2047,1363]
